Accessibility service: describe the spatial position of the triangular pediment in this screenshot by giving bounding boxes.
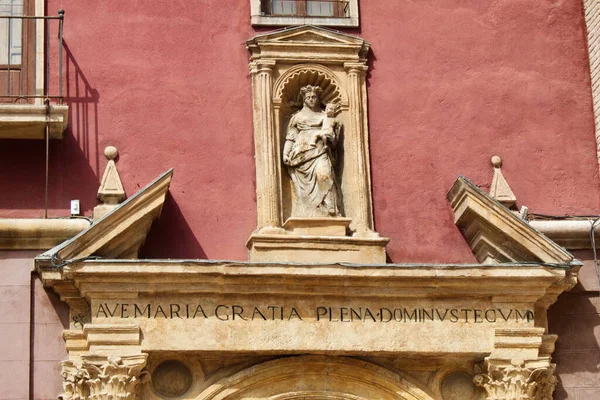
[249,25,366,46]
[275,31,344,44]
[246,25,369,61]
[36,169,173,266]
[447,176,574,264]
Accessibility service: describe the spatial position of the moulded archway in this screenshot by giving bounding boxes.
[196,355,436,400]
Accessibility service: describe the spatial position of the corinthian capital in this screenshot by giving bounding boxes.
[473,358,556,400]
[60,354,149,400]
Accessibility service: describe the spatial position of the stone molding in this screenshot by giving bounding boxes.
[491,327,546,360]
[197,355,435,400]
[63,324,142,355]
[60,354,149,400]
[473,358,556,400]
[528,219,600,250]
[39,260,570,303]
[38,259,574,355]
[447,176,575,264]
[36,168,172,264]
[0,218,89,250]
[246,231,389,263]
[246,26,369,63]
[0,103,69,139]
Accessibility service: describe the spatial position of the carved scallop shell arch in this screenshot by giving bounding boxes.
[273,64,348,116]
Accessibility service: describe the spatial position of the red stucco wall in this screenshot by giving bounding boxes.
[1,1,598,263]
[1,3,600,398]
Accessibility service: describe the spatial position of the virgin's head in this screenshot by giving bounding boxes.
[300,85,322,111]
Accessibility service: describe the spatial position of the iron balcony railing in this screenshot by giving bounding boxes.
[0,9,64,104]
[261,0,350,18]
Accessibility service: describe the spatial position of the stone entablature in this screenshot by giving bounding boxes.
[38,258,577,399]
[40,259,575,355]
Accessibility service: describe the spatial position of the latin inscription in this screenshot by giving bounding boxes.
[95,303,534,324]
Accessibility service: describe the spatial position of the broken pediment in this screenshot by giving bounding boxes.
[447,176,574,265]
[36,169,172,265]
[34,172,580,400]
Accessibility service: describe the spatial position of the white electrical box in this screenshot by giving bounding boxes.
[70,200,80,215]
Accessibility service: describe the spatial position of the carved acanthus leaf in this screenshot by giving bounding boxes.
[60,355,149,400]
[473,359,556,400]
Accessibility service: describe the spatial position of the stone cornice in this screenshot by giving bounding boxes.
[39,260,577,357]
[447,176,574,264]
[39,260,570,304]
[0,104,69,139]
[63,324,142,354]
[0,218,89,250]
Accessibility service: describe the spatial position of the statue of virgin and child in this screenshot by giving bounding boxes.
[282,85,342,218]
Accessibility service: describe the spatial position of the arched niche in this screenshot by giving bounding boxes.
[196,356,435,400]
[273,64,348,115]
[273,65,348,221]
[246,26,389,263]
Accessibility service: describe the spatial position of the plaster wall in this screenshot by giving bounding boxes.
[0,2,597,263]
[549,251,600,399]
[0,251,68,400]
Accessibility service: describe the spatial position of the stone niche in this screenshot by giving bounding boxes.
[245,25,389,263]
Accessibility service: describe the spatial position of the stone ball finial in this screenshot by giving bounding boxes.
[104,146,118,160]
[491,155,502,168]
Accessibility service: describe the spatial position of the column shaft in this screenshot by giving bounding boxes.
[345,62,373,234]
[250,60,282,231]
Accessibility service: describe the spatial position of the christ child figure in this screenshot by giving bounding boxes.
[313,102,341,148]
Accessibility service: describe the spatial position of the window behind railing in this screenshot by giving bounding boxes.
[0,2,64,104]
[0,0,23,65]
[261,0,349,18]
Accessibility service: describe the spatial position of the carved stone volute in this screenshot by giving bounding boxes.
[473,359,557,400]
[60,354,149,400]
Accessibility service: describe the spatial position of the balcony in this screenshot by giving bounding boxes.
[251,0,359,27]
[0,7,68,140]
